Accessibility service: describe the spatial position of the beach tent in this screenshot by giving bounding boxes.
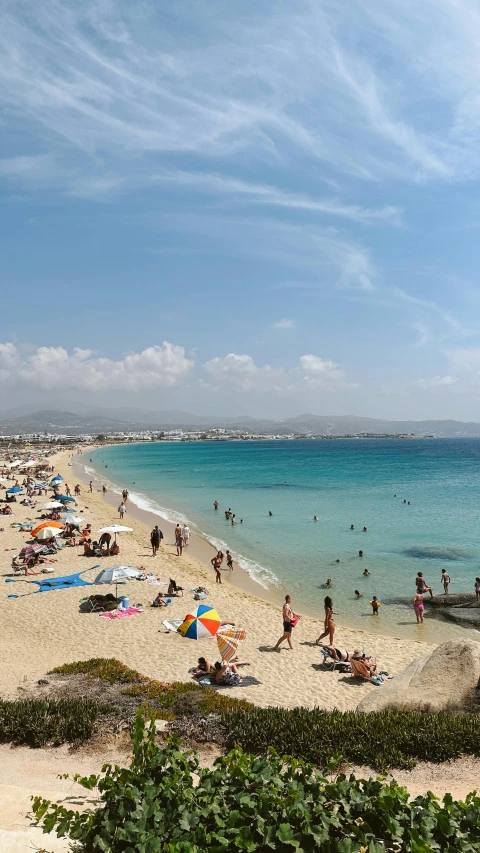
[178,604,221,640]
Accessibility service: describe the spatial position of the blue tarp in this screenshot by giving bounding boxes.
[5,564,99,594]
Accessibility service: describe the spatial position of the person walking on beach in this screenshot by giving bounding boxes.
[476,578,480,603]
[89,481,93,493]
[274,595,296,650]
[416,571,433,598]
[226,550,234,571]
[182,523,190,547]
[413,591,424,623]
[65,483,71,496]
[316,596,338,646]
[118,501,127,520]
[150,525,162,556]
[211,550,224,583]
[175,524,184,556]
[122,489,129,503]
[441,569,450,594]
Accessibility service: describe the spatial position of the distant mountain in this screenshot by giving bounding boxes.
[1,407,480,437]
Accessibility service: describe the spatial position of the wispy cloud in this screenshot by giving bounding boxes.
[204,351,349,393]
[273,318,296,329]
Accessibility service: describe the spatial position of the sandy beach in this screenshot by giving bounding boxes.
[0,449,436,710]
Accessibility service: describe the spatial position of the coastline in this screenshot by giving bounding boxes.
[0,447,437,709]
[72,449,286,612]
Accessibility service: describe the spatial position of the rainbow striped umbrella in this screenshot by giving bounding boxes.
[216,627,246,662]
[178,604,221,640]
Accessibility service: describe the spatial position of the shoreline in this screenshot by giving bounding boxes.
[0,447,437,708]
[72,450,286,613]
[74,445,473,644]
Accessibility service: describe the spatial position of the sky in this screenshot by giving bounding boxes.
[2,0,480,421]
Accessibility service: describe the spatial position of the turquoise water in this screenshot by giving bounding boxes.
[84,439,480,636]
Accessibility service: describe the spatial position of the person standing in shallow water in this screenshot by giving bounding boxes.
[274,595,296,650]
[413,591,424,623]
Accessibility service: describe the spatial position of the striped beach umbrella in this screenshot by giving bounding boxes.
[216,627,246,662]
[178,604,221,640]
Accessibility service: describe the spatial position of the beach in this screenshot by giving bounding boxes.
[0,448,436,710]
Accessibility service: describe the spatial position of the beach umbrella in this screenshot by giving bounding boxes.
[20,461,36,469]
[61,515,85,525]
[42,501,65,510]
[97,524,133,542]
[216,627,247,663]
[8,460,22,468]
[6,486,23,494]
[94,566,131,597]
[178,604,221,640]
[56,495,76,502]
[50,476,63,483]
[32,521,65,536]
[20,544,47,557]
[35,526,63,540]
[100,565,143,579]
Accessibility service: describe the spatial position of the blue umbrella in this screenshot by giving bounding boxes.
[50,476,63,483]
[56,495,76,502]
[6,486,23,494]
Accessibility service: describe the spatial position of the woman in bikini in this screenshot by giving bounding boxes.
[413,591,424,624]
[316,596,338,645]
[211,551,224,584]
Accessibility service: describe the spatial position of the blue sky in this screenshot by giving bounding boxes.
[1,0,480,420]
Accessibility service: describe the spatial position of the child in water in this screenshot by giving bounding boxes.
[370,595,381,615]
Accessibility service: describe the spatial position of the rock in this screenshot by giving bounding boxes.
[437,609,480,628]
[428,593,477,608]
[357,639,480,713]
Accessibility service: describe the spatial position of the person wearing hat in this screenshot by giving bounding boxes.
[351,648,377,675]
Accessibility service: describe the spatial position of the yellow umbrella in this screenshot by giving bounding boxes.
[216,627,246,662]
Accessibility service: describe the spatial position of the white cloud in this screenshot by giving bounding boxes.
[0,341,194,391]
[274,318,296,329]
[413,375,457,389]
[204,351,347,393]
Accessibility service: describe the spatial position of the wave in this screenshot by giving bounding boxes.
[82,452,279,591]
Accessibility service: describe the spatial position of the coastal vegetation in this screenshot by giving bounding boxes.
[32,712,480,853]
[51,658,480,771]
[0,697,113,748]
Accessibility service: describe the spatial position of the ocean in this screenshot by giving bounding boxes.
[83,438,480,638]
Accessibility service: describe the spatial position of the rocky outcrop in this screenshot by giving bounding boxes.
[357,639,480,713]
[428,593,477,608]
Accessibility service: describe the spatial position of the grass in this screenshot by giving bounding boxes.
[0,698,113,748]
[52,658,252,715]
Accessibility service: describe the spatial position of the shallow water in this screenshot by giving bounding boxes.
[85,438,480,640]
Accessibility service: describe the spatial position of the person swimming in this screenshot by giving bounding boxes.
[363,568,371,576]
[350,524,354,529]
[269,510,273,516]
[313,515,318,520]
[354,589,363,598]
[358,550,363,557]
[362,526,367,532]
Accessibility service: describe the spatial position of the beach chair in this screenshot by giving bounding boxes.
[168,578,184,596]
[320,647,352,673]
[350,656,390,686]
[80,594,118,614]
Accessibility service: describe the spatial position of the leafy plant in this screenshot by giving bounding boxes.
[223,705,480,770]
[32,711,480,852]
[0,698,113,748]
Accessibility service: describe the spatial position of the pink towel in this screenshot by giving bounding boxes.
[100,606,143,620]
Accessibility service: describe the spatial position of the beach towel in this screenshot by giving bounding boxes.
[162,618,183,632]
[100,606,143,620]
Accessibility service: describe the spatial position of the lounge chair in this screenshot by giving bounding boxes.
[350,656,390,685]
[320,647,352,673]
[168,578,184,596]
[79,594,118,614]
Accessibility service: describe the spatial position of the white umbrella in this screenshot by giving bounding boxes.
[35,526,62,540]
[97,524,133,543]
[43,501,65,509]
[61,515,85,524]
[20,460,36,469]
[8,460,22,468]
[94,566,132,597]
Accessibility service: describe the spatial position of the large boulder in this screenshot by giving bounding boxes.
[357,639,480,713]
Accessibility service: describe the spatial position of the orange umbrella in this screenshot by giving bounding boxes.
[31,521,65,537]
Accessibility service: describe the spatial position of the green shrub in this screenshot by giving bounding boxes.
[0,698,113,748]
[223,705,480,770]
[32,712,480,852]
